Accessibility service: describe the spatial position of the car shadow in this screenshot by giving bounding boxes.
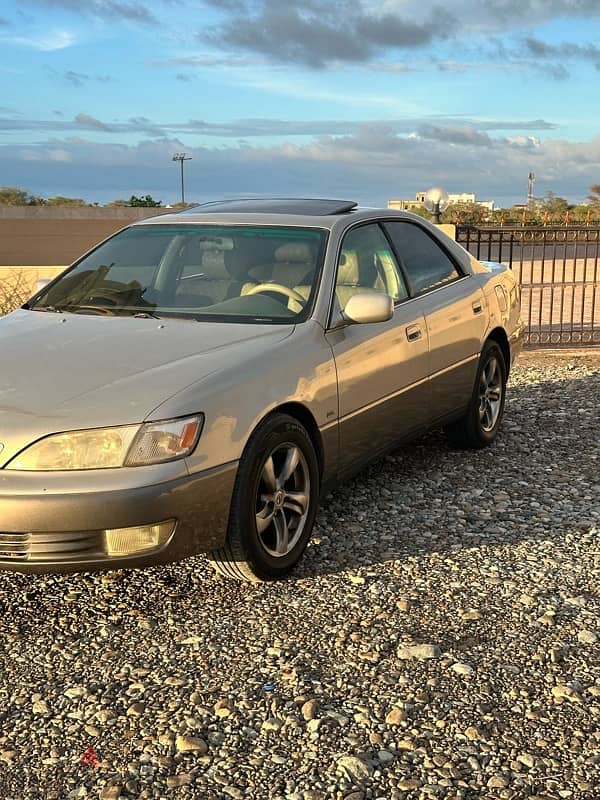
[294,367,599,579]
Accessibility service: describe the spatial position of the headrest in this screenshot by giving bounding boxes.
[337,250,359,284]
[200,250,230,279]
[198,237,234,251]
[274,242,313,263]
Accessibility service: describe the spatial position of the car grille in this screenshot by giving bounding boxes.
[0,531,103,562]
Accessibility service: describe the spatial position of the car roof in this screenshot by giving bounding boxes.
[133,198,430,231]
[179,198,358,215]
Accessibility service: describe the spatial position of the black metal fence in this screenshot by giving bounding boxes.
[456,225,600,346]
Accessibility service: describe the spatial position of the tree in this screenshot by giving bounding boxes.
[541,191,570,216]
[44,195,88,206]
[587,184,600,205]
[0,186,39,205]
[106,195,162,207]
[128,194,162,207]
[445,201,488,225]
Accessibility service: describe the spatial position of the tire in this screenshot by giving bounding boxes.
[444,340,507,449]
[208,414,320,582]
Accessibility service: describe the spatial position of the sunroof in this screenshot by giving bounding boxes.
[181,198,358,215]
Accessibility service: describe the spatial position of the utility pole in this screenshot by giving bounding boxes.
[172,153,192,204]
[528,172,536,210]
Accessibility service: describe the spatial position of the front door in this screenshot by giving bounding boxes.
[325,223,430,476]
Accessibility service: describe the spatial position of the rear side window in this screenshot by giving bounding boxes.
[383,222,461,296]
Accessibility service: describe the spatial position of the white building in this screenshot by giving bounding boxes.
[388,192,495,212]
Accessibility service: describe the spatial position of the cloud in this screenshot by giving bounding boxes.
[524,36,600,69]
[2,127,599,207]
[0,113,559,139]
[3,29,75,50]
[417,125,493,147]
[19,0,156,24]
[202,1,457,66]
[74,113,114,132]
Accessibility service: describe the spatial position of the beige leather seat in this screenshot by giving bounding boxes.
[245,241,315,290]
[175,244,245,307]
[334,250,381,310]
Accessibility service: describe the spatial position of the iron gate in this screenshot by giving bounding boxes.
[456,225,600,346]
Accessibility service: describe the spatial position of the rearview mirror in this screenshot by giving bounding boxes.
[343,293,394,325]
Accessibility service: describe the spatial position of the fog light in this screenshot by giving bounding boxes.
[103,520,176,557]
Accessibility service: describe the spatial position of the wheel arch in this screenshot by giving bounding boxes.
[261,402,325,481]
[486,327,511,377]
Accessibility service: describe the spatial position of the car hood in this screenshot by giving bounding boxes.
[0,310,293,462]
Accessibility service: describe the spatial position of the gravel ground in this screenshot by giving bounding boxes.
[1,351,599,800]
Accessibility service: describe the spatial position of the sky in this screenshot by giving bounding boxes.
[1,0,600,207]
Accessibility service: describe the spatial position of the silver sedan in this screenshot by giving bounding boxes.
[0,198,523,580]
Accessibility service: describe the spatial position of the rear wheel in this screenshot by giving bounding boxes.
[208,414,319,582]
[444,340,507,449]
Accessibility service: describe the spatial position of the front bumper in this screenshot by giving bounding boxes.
[0,462,237,573]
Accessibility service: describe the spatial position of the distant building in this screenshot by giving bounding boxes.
[388,192,495,212]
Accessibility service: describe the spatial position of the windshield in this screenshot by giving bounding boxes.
[30,224,328,323]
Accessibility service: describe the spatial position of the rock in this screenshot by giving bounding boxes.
[451,662,474,676]
[385,706,406,725]
[32,700,49,714]
[577,630,598,644]
[336,755,372,781]
[517,753,535,769]
[126,702,144,717]
[223,787,244,799]
[174,735,208,754]
[301,699,318,720]
[552,685,583,704]
[397,779,421,791]
[377,749,394,764]
[214,697,234,717]
[464,726,483,741]
[99,785,122,800]
[487,775,509,789]
[397,643,441,660]
[261,718,283,733]
[166,774,192,788]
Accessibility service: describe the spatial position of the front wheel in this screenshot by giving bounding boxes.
[444,341,507,449]
[208,414,320,582]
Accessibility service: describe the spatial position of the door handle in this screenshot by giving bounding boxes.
[472,301,483,314]
[406,324,422,342]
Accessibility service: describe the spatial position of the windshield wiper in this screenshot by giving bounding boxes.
[32,305,68,313]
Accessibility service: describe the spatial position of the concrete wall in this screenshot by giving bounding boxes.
[0,207,173,267]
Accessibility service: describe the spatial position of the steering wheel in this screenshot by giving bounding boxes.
[245,282,307,306]
[73,305,115,316]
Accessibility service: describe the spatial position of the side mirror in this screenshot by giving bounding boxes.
[343,293,394,325]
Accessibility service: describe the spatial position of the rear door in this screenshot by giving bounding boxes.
[325,222,430,475]
[383,221,487,419]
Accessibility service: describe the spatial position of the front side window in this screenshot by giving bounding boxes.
[383,222,461,295]
[30,225,328,324]
[334,223,408,312]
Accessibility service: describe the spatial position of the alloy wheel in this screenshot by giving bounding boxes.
[255,443,310,558]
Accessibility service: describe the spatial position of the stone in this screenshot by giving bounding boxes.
[175,735,208,754]
[578,630,598,644]
[451,662,474,676]
[336,755,372,781]
[397,779,420,791]
[166,775,192,788]
[262,718,283,733]
[385,706,406,725]
[397,643,441,660]
[487,775,509,789]
[301,699,318,720]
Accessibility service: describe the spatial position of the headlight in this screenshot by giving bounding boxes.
[6,415,203,471]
